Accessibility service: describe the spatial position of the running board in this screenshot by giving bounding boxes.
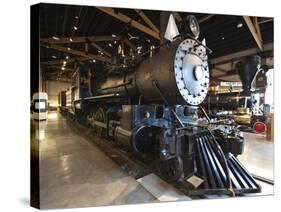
[187,132,261,196]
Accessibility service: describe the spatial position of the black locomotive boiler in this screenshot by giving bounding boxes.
[60,15,261,195]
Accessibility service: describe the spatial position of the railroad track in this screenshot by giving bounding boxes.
[66,118,273,200]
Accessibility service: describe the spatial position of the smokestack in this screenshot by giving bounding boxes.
[236,55,261,95]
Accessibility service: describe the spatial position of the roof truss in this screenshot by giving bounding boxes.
[96,7,160,40]
[243,16,263,51]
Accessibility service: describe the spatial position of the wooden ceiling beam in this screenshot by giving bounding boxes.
[44,75,73,83]
[173,12,182,22]
[243,16,263,51]
[258,18,273,25]
[123,38,137,51]
[44,44,111,63]
[135,9,160,33]
[173,13,214,23]
[90,41,112,58]
[199,14,215,23]
[41,57,89,65]
[214,66,228,73]
[210,43,273,65]
[97,7,160,40]
[212,69,237,80]
[40,35,122,44]
[48,66,74,72]
[254,17,262,42]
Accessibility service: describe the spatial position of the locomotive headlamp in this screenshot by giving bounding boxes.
[194,65,204,81]
[181,15,200,39]
[189,16,200,38]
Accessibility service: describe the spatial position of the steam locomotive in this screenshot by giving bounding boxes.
[59,14,261,195]
[202,55,269,132]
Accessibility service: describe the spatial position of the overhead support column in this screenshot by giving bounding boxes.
[243,16,264,51]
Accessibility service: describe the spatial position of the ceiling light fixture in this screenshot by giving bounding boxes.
[67,47,71,51]
[51,55,57,59]
[66,56,69,60]
[73,26,78,31]
[221,37,225,40]
[112,34,116,38]
[61,67,65,70]
[92,59,96,63]
[108,43,112,47]
[69,38,73,42]
[52,36,60,40]
[237,22,243,28]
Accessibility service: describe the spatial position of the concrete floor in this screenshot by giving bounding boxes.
[38,113,156,209]
[36,112,274,209]
[238,132,274,180]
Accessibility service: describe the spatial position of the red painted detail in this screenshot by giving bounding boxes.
[253,122,267,134]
